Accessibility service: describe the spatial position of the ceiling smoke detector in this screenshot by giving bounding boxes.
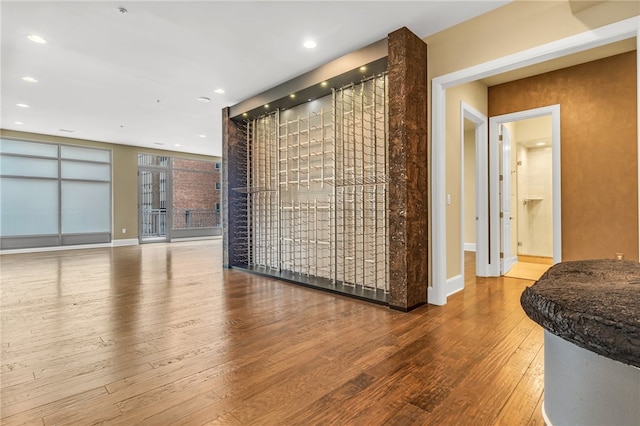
[117,7,128,14]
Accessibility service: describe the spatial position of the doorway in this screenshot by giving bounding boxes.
[139,168,169,242]
[499,115,555,280]
[461,102,489,283]
[489,105,561,279]
[462,105,559,286]
[137,153,222,244]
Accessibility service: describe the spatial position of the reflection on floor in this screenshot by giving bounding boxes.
[505,256,553,281]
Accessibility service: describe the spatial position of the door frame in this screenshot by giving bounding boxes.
[138,166,172,243]
[489,106,562,276]
[430,16,639,306]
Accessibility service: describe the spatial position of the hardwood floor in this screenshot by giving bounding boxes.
[1,241,544,425]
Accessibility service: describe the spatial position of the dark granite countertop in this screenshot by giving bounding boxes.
[520,259,640,368]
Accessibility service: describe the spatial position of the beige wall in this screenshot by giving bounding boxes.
[0,130,219,241]
[513,116,552,142]
[426,0,638,279]
[425,0,639,79]
[463,128,476,246]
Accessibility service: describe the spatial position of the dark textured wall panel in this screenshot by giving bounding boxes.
[222,107,248,267]
[489,51,638,261]
[387,27,429,310]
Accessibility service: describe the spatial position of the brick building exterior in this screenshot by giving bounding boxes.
[172,158,221,228]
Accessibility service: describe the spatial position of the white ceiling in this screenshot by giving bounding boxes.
[1,1,512,157]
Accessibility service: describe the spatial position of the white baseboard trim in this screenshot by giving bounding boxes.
[446,274,464,297]
[112,238,139,247]
[170,236,222,242]
[464,243,476,252]
[1,242,112,255]
[429,274,465,305]
[1,239,139,255]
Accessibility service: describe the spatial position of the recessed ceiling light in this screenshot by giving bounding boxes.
[27,34,47,44]
[242,113,248,117]
[359,66,367,72]
[197,97,211,103]
[214,88,225,94]
[290,94,296,99]
[22,76,38,83]
[14,121,24,125]
[264,104,269,108]
[303,40,317,49]
[536,142,546,146]
[175,144,181,147]
[16,103,29,108]
[198,134,206,138]
[321,81,328,87]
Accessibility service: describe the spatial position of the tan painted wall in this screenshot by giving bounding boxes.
[0,130,219,241]
[488,51,638,261]
[513,116,553,142]
[463,128,476,246]
[425,0,639,79]
[445,82,488,278]
[426,0,638,279]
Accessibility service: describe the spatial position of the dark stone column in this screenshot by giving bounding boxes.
[222,107,248,268]
[387,27,429,311]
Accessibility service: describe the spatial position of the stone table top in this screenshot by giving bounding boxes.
[520,259,640,368]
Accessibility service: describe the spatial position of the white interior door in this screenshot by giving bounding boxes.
[500,125,516,274]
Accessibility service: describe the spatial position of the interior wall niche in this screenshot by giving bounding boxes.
[223,27,428,310]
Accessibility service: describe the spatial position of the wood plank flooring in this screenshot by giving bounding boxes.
[1,241,544,425]
[504,263,550,282]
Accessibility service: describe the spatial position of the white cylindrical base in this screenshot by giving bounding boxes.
[544,330,640,426]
